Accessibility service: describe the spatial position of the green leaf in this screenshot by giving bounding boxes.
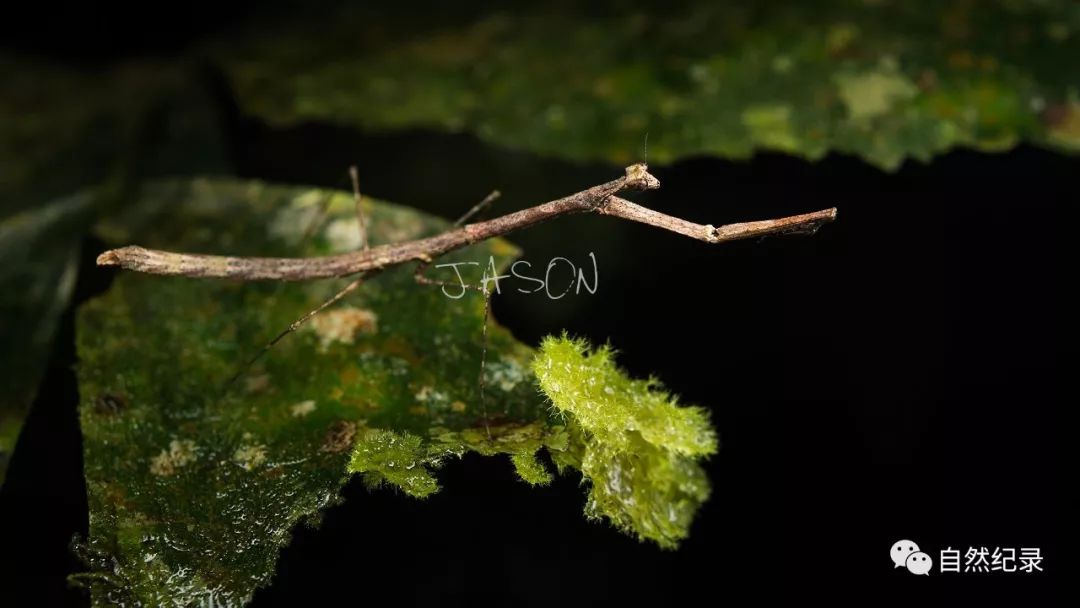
[0,194,91,483]
[210,0,1080,170]
[75,178,715,605]
[76,178,549,604]
[533,335,717,549]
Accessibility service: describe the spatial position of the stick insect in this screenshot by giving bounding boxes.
[98,164,837,430]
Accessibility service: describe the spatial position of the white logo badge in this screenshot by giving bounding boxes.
[891,539,920,569]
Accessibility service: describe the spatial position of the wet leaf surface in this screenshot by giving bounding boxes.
[76,178,548,604]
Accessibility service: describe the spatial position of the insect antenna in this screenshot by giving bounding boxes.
[226,275,366,387]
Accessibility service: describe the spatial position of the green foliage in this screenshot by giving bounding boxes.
[211,0,1080,169]
[0,195,87,483]
[74,177,714,605]
[533,335,717,548]
[0,54,228,485]
[349,429,440,497]
[510,452,553,486]
[75,178,551,605]
[347,424,562,495]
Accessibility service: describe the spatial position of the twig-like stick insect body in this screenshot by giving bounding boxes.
[97,165,837,427]
[97,164,836,280]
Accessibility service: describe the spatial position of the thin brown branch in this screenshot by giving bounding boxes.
[97,164,836,280]
[599,197,837,243]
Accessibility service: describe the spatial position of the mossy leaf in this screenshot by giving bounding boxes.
[76,179,719,604]
[210,0,1080,170]
[510,451,553,486]
[532,334,717,549]
[76,178,556,605]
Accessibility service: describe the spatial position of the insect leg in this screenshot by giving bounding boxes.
[413,261,494,439]
[227,274,366,387]
[300,172,352,246]
[225,170,359,387]
[412,190,503,436]
[477,281,492,439]
[348,165,369,251]
[454,190,501,227]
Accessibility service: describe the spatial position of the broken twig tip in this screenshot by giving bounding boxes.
[624,163,660,190]
[97,250,120,267]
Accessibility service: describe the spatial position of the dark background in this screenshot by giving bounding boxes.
[0,2,1064,606]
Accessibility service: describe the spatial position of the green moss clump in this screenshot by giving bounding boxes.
[510,451,553,486]
[348,429,440,498]
[532,335,718,549]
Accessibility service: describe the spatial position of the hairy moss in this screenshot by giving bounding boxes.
[533,335,718,548]
[510,451,553,486]
[349,429,439,498]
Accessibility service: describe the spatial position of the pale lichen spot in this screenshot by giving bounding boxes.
[290,400,317,417]
[244,373,270,394]
[149,439,198,477]
[834,70,917,121]
[307,306,378,350]
[741,104,799,152]
[414,385,449,405]
[324,217,364,252]
[450,400,467,413]
[233,444,268,471]
[268,191,324,245]
[484,359,527,392]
